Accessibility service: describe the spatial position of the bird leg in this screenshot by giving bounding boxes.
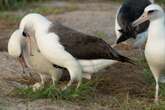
[17,55,28,74]
[155,78,159,104]
[77,80,82,89]
[62,80,74,91]
[32,73,46,91]
[51,69,63,86]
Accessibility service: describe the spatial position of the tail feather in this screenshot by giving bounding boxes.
[118,55,135,65]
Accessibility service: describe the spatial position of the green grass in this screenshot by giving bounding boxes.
[31,4,78,15]
[119,99,165,110]
[0,2,78,26]
[137,56,165,100]
[95,31,108,38]
[0,12,22,24]
[0,0,49,10]
[11,81,96,101]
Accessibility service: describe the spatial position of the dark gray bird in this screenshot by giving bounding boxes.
[115,0,154,48]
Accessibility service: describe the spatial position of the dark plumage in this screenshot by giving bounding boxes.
[49,22,134,64]
[116,0,151,44]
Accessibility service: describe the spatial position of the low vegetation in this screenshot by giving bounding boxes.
[10,80,97,102]
[31,4,78,15]
[0,0,48,10]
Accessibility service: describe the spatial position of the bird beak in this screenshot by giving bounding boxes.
[132,12,149,27]
[18,54,28,73]
[25,35,33,56]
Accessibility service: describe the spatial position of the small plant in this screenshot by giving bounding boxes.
[11,81,96,101]
[95,31,108,38]
[31,4,78,15]
[0,12,22,24]
[0,0,26,10]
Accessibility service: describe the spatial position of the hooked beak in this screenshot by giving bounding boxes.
[132,12,149,27]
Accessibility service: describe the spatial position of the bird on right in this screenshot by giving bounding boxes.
[133,4,165,103]
[115,0,154,48]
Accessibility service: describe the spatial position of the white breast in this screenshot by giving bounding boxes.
[145,20,165,72]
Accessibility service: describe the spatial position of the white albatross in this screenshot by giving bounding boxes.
[133,4,165,103]
[8,29,120,90]
[19,13,134,89]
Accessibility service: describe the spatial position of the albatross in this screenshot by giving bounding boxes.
[8,29,63,91]
[115,0,154,48]
[133,4,165,103]
[8,29,120,90]
[19,13,134,89]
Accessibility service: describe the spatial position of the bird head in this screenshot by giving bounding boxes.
[133,4,164,26]
[8,29,29,71]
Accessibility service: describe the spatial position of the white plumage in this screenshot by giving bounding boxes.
[19,14,83,89]
[133,4,165,103]
[8,20,118,90]
[19,13,124,89]
[8,29,63,91]
[8,29,24,57]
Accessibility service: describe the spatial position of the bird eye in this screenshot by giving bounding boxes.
[148,10,155,14]
[22,32,27,37]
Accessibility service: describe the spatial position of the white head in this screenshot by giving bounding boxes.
[133,4,164,26]
[19,13,51,56]
[19,13,51,37]
[8,29,25,57]
[8,29,31,70]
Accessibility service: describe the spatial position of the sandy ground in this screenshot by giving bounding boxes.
[0,1,154,110]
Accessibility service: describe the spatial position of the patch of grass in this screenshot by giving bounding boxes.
[137,56,154,84]
[137,56,165,100]
[11,81,96,101]
[95,31,108,38]
[111,0,165,4]
[31,4,78,15]
[0,12,22,25]
[143,68,155,85]
[0,0,50,11]
[110,95,165,110]
[157,0,165,4]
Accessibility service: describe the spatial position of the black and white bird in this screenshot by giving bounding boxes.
[115,0,154,48]
[133,4,165,103]
[8,29,121,90]
[19,13,134,89]
[8,29,123,90]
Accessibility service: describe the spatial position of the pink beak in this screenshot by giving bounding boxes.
[18,55,28,73]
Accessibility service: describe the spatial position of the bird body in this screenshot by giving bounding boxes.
[133,4,165,103]
[8,29,119,90]
[19,13,134,89]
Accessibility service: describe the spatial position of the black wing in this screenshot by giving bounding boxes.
[117,0,151,34]
[49,22,134,64]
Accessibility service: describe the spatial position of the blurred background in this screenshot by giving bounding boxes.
[0,0,165,10]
